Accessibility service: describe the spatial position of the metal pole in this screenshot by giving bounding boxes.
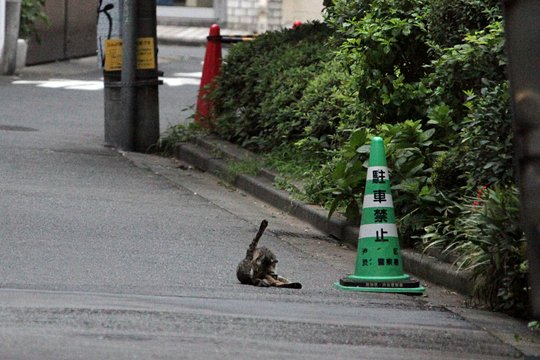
[503,0,540,319]
[2,0,21,75]
[100,0,124,149]
[120,0,138,151]
[134,0,159,152]
[0,0,5,61]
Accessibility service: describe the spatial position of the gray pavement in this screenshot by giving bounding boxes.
[156,5,255,46]
[0,45,539,358]
[157,24,251,46]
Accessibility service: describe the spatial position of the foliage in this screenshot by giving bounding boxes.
[426,0,502,48]
[292,57,359,153]
[324,0,373,32]
[423,186,528,316]
[226,159,262,182]
[20,0,48,39]
[212,22,333,151]
[331,0,431,127]
[457,81,513,188]
[262,145,325,183]
[425,21,507,126]
[320,128,371,224]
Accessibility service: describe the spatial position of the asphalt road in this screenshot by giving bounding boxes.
[0,45,537,359]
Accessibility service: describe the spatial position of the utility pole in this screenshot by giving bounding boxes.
[1,0,21,75]
[503,0,540,319]
[100,0,160,152]
[133,0,160,152]
[120,0,138,151]
[0,0,5,61]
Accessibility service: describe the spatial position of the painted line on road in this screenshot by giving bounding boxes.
[12,75,202,91]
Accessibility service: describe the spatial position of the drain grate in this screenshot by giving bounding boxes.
[0,125,38,132]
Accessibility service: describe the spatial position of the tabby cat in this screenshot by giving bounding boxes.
[236,220,302,289]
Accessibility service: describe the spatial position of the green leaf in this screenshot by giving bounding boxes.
[328,197,342,219]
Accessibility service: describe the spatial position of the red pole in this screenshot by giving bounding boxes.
[194,24,222,128]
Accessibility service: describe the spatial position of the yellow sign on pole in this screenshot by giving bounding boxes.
[103,37,156,71]
[104,38,123,71]
[136,37,156,70]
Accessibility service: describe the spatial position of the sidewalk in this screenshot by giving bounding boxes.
[157,25,251,46]
[156,5,254,46]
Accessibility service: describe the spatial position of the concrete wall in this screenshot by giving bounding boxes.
[186,0,213,6]
[0,0,5,58]
[226,0,283,32]
[225,0,322,32]
[282,0,323,26]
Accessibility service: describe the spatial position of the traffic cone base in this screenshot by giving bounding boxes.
[333,279,425,294]
[334,136,425,295]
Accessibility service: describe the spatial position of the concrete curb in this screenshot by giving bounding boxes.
[172,137,473,296]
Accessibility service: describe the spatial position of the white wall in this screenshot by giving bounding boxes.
[226,0,282,32]
[282,0,323,26]
[0,0,5,59]
[225,0,322,32]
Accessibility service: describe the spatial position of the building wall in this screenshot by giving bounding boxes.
[226,0,282,32]
[225,0,321,32]
[282,0,323,26]
[226,0,258,32]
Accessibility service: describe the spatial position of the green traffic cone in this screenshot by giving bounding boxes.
[334,137,425,294]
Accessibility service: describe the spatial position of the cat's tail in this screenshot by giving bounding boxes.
[245,220,268,260]
[276,282,302,289]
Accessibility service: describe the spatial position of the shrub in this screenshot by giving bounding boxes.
[423,186,528,316]
[332,0,431,127]
[292,56,360,153]
[458,81,513,188]
[426,0,502,48]
[425,21,506,126]
[212,22,333,151]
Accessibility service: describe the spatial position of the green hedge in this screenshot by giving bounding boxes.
[212,23,334,151]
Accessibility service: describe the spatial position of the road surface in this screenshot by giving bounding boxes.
[0,45,537,359]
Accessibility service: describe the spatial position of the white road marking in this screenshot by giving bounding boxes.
[12,74,202,91]
[161,77,200,86]
[172,72,202,78]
